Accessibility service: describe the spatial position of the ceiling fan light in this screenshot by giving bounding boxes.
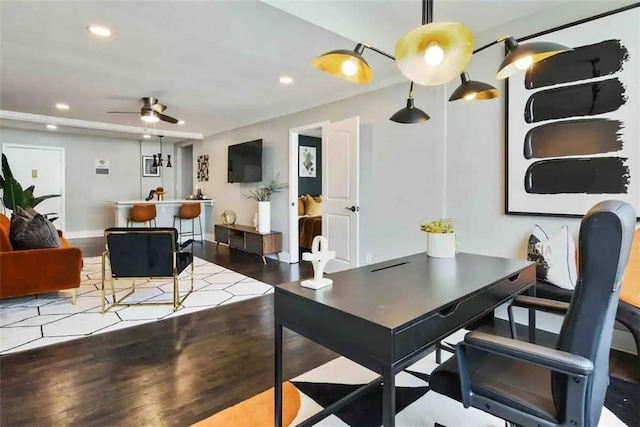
[395,22,474,86]
[449,72,499,102]
[311,44,373,84]
[141,112,159,123]
[496,37,571,80]
[389,98,430,124]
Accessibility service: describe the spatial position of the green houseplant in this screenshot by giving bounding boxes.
[420,218,456,258]
[0,154,61,221]
[246,173,287,233]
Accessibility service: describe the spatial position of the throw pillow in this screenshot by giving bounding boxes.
[527,224,577,290]
[620,229,640,308]
[10,207,61,250]
[298,196,306,216]
[305,194,322,216]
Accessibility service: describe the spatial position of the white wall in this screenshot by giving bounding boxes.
[0,127,175,236]
[194,82,446,263]
[444,1,638,351]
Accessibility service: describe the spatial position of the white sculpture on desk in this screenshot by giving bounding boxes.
[301,236,336,290]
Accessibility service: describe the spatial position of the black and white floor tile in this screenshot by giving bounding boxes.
[288,329,633,426]
[0,256,273,355]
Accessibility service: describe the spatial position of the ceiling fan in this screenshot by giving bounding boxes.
[107,97,180,124]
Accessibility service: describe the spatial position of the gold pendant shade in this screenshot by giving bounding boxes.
[310,46,373,84]
[495,37,570,80]
[395,22,474,86]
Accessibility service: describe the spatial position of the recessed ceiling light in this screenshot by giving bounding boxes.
[143,134,151,139]
[56,103,70,110]
[87,25,112,37]
[177,120,185,125]
[279,76,294,84]
[46,124,57,130]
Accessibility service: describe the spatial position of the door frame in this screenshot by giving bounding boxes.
[1,143,66,232]
[174,141,195,199]
[288,121,329,264]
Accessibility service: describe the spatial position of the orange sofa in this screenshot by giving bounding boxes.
[0,214,83,301]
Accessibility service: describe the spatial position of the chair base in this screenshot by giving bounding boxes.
[173,215,204,244]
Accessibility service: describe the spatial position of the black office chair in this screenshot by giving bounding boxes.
[101,227,194,313]
[429,200,636,427]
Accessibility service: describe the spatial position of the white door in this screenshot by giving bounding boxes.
[322,116,360,273]
[1,144,65,231]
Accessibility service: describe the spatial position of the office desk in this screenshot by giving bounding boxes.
[274,252,535,427]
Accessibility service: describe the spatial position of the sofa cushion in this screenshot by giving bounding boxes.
[620,229,640,308]
[305,194,322,216]
[10,207,61,250]
[527,225,577,290]
[0,214,12,252]
[298,196,306,216]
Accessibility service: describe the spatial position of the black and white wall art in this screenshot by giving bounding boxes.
[506,5,639,219]
[197,154,209,182]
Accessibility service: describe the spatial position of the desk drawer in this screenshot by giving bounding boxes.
[394,292,486,360]
[485,266,535,308]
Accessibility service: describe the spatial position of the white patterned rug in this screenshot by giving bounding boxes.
[0,256,273,354]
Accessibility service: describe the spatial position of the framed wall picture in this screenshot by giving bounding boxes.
[505,4,639,220]
[299,146,316,178]
[142,155,160,177]
[197,154,209,182]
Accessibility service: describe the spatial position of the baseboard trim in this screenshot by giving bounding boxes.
[65,230,103,239]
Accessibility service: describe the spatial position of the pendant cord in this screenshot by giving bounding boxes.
[422,0,433,25]
[408,81,414,99]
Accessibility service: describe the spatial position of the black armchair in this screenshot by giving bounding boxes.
[101,227,194,313]
[429,201,636,427]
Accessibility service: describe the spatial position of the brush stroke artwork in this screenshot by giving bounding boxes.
[524,78,627,123]
[524,157,630,194]
[524,119,624,159]
[525,39,630,89]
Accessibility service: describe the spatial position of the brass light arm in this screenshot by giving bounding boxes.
[362,43,396,61]
[422,0,434,25]
[472,36,510,55]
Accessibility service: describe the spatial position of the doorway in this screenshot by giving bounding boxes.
[1,143,66,231]
[288,117,361,272]
[176,144,194,199]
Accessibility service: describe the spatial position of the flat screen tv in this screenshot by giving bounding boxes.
[228,139,262,183]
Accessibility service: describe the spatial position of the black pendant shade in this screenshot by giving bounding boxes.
[390,83,430,124]
[311,43,373,84]
[449,72,499,101]
[496,37,571,80]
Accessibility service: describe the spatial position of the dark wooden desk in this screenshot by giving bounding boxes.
[274,252,535,427]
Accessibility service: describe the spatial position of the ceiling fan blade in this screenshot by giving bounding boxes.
[107,111,139,114]
[158,113,179,124]
[150,103,167,113]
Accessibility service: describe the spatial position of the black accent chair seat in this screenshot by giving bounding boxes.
[429,201,636,427]
[102,227,194,313]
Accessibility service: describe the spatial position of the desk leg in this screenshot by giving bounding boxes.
[528,284,537,344]
[275,320,283,427]
[382,365,395,427]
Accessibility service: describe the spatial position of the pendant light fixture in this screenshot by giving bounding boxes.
[310,0,571,120]
[390,82,430,124]
[449,72,499,101]
[152,135,172,168]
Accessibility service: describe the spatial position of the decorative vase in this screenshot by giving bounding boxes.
[427,232,456,258]
[258,201,271,233]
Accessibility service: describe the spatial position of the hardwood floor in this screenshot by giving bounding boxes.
[1,237,637,426]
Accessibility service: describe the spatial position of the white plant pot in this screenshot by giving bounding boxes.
[427,232,456,258]
[258,201,271,233]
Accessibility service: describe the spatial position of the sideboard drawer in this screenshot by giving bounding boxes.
[214,226,229,243]
[229,235,245,249]
[246,240,264,255]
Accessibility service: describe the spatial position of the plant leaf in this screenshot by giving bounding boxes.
[31,194,61,208]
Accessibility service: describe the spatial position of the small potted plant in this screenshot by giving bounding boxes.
[420,218,456,258]
[246,173,287,233]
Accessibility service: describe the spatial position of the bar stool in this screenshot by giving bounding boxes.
[127,204,157,227]
[173,203,203,243]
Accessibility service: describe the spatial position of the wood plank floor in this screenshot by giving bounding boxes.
[1,238,637,426]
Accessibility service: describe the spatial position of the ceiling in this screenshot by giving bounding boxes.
[0,0,566,137]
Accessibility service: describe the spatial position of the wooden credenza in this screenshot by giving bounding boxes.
[214,224,282,264]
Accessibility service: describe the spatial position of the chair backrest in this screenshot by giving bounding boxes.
[552,201,636,424]
[0,214,13,252]
[178,203,201,219]
[129,204,157,222]
[105,227,177,278]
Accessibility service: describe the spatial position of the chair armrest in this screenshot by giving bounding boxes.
[179,239,194,250]
[463,331,593,375]
[510,295,570,315]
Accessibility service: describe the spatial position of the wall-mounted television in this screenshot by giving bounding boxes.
[228,139,262,183]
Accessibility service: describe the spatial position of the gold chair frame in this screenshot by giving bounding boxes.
[101,229,194,314]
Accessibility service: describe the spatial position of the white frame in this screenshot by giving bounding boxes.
[1,143,66,232]
[142,155,160,177]
[288,121,329,264]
